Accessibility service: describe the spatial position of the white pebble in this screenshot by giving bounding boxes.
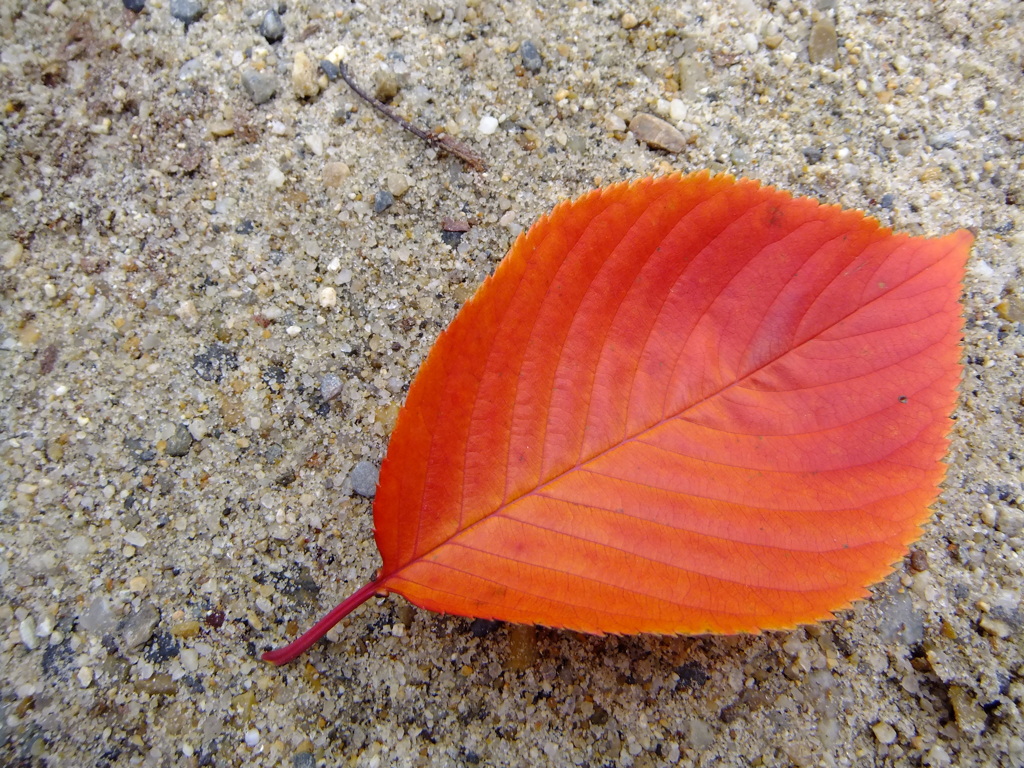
[180,648,199,672]
[267,167,286,188]
[319,286,337,308]
[244,729,261,747]
[669,99,686,122]
[77,666,94,688]
[286,325,301,337]
[19,617,38,650]
[478,115,499,135]
[124,531,148,548]
[188,418,208,441]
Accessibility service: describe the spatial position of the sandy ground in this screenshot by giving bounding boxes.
[1,0,1022,766]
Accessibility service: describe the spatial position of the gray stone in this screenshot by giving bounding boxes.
[928,131,958,150]
[123,0,145,11]
[293,753,315,768]
[119,602,160,650]
[259,9,285,43]
[320,373,344,402]
[165,424,194,457]
[170,0,203,24]
[242,69,278,105]
[521,40,543,73]
[374,189,395,213]
[350,461,379,498]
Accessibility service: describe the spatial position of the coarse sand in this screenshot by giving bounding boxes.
[1,1,1022,766]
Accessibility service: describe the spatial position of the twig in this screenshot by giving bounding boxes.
[337,59,486,172]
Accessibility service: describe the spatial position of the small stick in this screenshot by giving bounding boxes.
[337,59,486,172]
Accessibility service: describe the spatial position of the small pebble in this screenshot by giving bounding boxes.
[259,9,285,43]
[322,161,350,188]
[77,666,94,688]
[872,722,897,745]
[293,752,316,768]
[520,40,542,72]
[20,617,38,650]
[979,615,1012,639]
[996,506,1024,537]
[628,113,689,153]
[321,373,344,402]
[319,286,337,308]
[373,69,399,102]
[374,189,395,213]
[123,0,145,11]
[478,115,499,135]
[802,146,824,164]
[125,532,148,548]
[387,173,411,198]
[668,99,686,122]
[245,729,261,748]
[119,602,160,650]
[808,19,837,64]
[319,59,340,81]
[621,12,639,30]
[169,0,203,25]
[188,418,208,441]
[349,461,380,498]
[267,167,286,188]
[165,424,194,457]
[180,648,199,671]
[241,69,277,105]
[292,51,321,99]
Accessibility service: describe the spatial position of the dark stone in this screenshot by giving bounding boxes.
[441,230,464,247]
[469,618,501,638]
[373,189,395,213]
[589,706,610,726]
[262,364,287,387]
[170,0,203,24]
[144,631,181,663]
[165,424,194,457]
[235,219,254,234]
[123,0,145,10]
[259,9,285,43]
[319,60,340,81]
[802,146,823,164]
[205,610,225,629]
[880,193,895,209]
[676,661,710,689]
[193,343,238,382]
[520,40,542,72]
[41,639,75,680]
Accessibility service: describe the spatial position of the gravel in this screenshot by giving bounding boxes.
[1,1,1021,766]
[259,8,285,44]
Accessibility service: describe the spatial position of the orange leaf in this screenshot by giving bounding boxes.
[264,172,971,665]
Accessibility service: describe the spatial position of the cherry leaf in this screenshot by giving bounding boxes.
[264,172,970,665]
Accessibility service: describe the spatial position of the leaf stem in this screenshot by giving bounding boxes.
[336,59,486,172]
[261,579,385,666]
